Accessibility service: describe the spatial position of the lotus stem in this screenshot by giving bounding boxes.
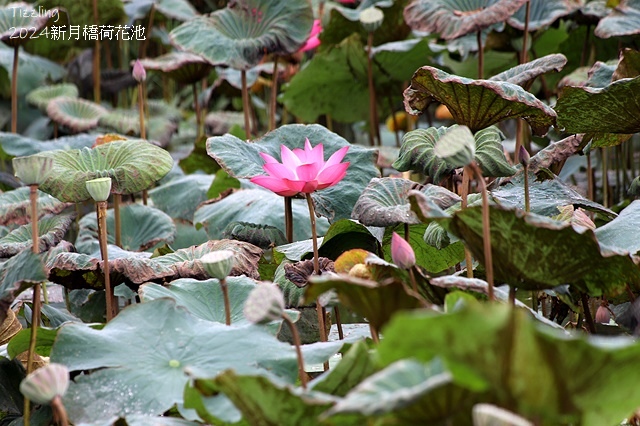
[470,162,494,301]
[408,267,419,295]
[404,222,410,242]
[523,163,530,213]
[241,70,252,140]
[602,148,609,207]
[114,194,122,248]
[139,3,155,59]
[282,313,308,389]
[333,307,344,340]
[284,196,293,243]
[587,153,594,201]
[92,0,101,103]
[269,57,279,131]
[520,1,531,64]
[581,293,596,333]
[461,168,474,278]
[388,94,401,147]
[97,201,115,321]
[11,46,18,133]
[138,83,146,140]
[42,282,49,305]
[369,323,380,343]
[366,31,379,146]
[51,395,69,426]
[476,31,484,79]
[193,83,202,139]
[220,277,231,326]
[326,114,333,132]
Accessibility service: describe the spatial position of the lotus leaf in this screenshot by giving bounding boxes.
[0,133,96,158]
[594,200,640,256]
[311,340,377,397]
[0,214,74,257]
[26,83,79,112]
[488,54,567,87]
[137,51,212,85]
[594,0,640,38]
[508,0,580,31]
[46,97,108,133]
[0,187,70,226]
[222,222,288,250]
[0,2,53,48]
[0,248,47,322]
[124,0,198,22]
[149,174,214,221]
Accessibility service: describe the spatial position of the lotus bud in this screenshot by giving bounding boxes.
[359,7,384,33]
[19,363,69,405]
[391,232,416,270]
[200,250,235,280]
[12,155,53,186]
[433,125,476,168]
[132,59,146,83]
[243,283,285,324]
[519,146,530,167]
[85,177,112,202]
[595,305,611,324]
[629,176,640,197]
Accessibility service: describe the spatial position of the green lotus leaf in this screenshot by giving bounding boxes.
[488,54,567,87]
[147,99,182,123]
[555,76,640,137]
[50,298,343,423]
[0,132,95,158]
[0,2,54,47]
[45,96,108,133]
[403,0,528,40]
[404,67,556,136]
[0,248,47,323]
[75,204,176,254]
[324,358,481,425]
[124,0,198,22]
[0,213,74,257]
[373,38,436,86]
[170,0,313,70]
[311,340,377,397]
[0,43,65,97]
[378,303,640,426]
[508,0,580,31]
[205,110,245,136]
[124,416,200,426]
[393,125,515,183]
[351,177,461,227]
[97,109,141,136]
[0,187,70,226]
[26,83,79,112]
[594,200,640,256]
[594,0,640,38]
[447,205,640,295]
[281,34,369,124]
[39,140,173,202]
[207,124,379,222]
[222,222,288,250]
[171,221,209,250]
[138,51,212,85]
[149,174,214,222]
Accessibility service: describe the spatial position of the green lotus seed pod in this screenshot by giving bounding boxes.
[200,250,235,280]
[85,177,112,202]
[19,363,69,405]
[629,176,640,197]
[433,125,476,168]
[359,7,384,33]
[12,154,53,186]
[243,283,285,324]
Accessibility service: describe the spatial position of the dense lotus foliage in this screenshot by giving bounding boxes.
[1,0,640,425]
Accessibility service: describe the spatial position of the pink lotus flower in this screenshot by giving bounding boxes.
[299,19,322,52]
[250,138,349,197]
[391,232,415,270]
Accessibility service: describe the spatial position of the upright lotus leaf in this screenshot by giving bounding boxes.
[594,200,640,256]
[404,67,556,136]
[222,222,288,250]
[378,304,640,426]
[207,124,379,222]
[138,51,212,85]
[447,205,640,295]
[393,125,515,183]
[403,0,528,40]
[0,248,47,322]
[39,140,173,202]
[46,97,108,133]
[507,0,580,31]
[280,34,369,124]
[0,133,95,158]
[323,359,481,425]
[351,177,461,227]
[124,0,198,22]
[0,187,70,226]
[170,0,313,70]
[492,175,616,218]
[26,83,79,112]
[50,299,343,424]
[0,214,74,257]
[594,0,640,38]
[75,204,176,254]
[555,76,640,138]
[149,174,214,221]
[488,54,567,87]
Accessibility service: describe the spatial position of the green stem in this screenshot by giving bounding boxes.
[241,70,252,140]
[97,201,114,321]
[220,278,231,326]
[282,314,308,389]
[284,196,293,243]
[470,162,494,301]
[11,46,18,133]
[461,167,474,278]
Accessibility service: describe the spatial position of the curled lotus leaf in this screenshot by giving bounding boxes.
[404,67,556,136]
[0,214,74,257]
[0,3,54,47]
[137,51,213,85]
[488,54,567,87]
[403,0,528,40]
[26,83,79,112]
[0,187,70,226]
[124,0,198,22]
[594,0,640,39]
[46,97,108,133]
[222,222,288,250]
[170,0,313,70]
[0,133,95,157]
[507,0,580,31]
[38,140,173,202]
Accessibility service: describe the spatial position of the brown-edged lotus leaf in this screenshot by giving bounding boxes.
[46,97,108,133]
[283,257,335,288]
[0,214,75,257]
[488,54,567,87]
[0,306,21,345]
[403,0,528,40]
[507,0,580,31]
[26,83,79,112]
[594,0,640,39]
[404,67,556,136]
[0,187,71,226]
[137,51,213,85]
[613,48,640,81]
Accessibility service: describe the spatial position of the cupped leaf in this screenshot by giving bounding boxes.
[508,0,580,31]
[46,97,108,133]
[207,124,379,222]
[26,83,79,112]
[50,298,342,424]
[149,174,214,221]
[222,222,288,250]
[39,140,173,202]
[0,187,70,226]
[404,67,556,136]
[488,54,567,87]
[97,109,141,136]
[594,0,640,38]
[0,248,47,322]
[138,51,212,85]
[75,204,176,254]
[0,133,95,158]
[124,0,198,22]
[594,200,640,256]
[351,177,460,227]
[170,0,313,70]
[0,214,74,257]
[403,0,527,40]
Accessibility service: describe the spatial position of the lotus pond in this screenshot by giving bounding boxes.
[1,0,640,425]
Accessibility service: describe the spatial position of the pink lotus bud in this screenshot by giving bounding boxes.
[391,232,415,269]
[519,146,530,167]
[595,305,611,324]
[132,59,146,83]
